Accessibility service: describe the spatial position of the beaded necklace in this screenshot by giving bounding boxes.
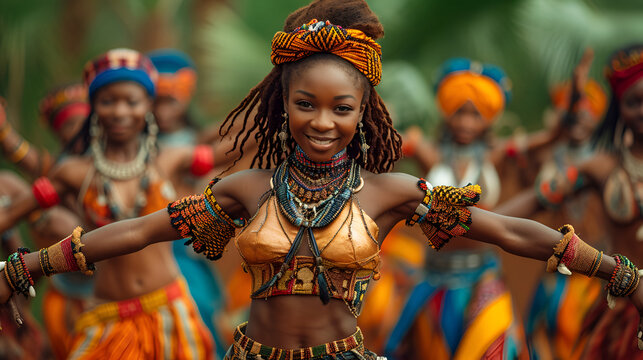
[89,121,158,223]
[252,146,362,304]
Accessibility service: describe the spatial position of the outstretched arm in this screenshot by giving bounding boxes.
[0,170,251,304]
[0,102,55,178]
[29,210,175,278]
[396,176,642,348]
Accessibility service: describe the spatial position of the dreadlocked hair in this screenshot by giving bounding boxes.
[219,0,401,173]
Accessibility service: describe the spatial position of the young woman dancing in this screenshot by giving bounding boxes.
[0,1,641,359]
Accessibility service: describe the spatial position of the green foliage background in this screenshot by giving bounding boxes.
[2,0,643,144]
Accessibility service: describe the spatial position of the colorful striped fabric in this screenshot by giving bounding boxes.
[83,48,158,99]
[68,278,214,360]
[148,49,198,103]
[38,83,89,130]
[384,253,528,359]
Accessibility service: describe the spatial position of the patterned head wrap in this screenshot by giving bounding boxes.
[148,49,197,103]
[271,19,382,86]
[605,45,643,100]
[83,48,158,100]
[550,79,607,120]
[435,58,511,123]
[39,83,90,131]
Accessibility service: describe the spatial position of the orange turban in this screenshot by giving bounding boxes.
[271,19,382,86]
[156,68,197,103]
[436,72,506,122]
[550,80,607,119]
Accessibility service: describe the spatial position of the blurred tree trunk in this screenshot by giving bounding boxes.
[59,0,95,60]
[136,0,184,51]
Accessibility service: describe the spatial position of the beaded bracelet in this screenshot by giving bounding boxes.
[8,140,30,163]
[37,226,95,276]
[605,254,641,308]
[588,251,603,277]
[4,248,36,298]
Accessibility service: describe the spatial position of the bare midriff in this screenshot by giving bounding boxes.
[245,296,358,349]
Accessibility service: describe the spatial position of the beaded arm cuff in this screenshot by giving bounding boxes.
[406,179,482,251]
[167,178,245,260]
[38,226,95,276]
[546,224,600,276]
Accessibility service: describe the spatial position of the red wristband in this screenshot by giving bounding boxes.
[33,177,60,209]
[401,139,418,157]
[190,145,214,176]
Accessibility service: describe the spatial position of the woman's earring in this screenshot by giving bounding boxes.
[144,112,159,155]
[145,112,159,137]
[89,113,101,139]
[279,112,289,153]
[358,121,369,165]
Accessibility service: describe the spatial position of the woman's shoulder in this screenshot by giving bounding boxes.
[209,168,275,219]
[211,168,274,197]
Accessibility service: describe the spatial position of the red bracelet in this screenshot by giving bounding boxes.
[16,248,34,287]
[190,145,214,176]
[607,255,622,289]
[401,139,418,157]
[33,177,60,209]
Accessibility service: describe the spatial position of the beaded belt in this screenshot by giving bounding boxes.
[74,277,186,331]
[226,322,385,359]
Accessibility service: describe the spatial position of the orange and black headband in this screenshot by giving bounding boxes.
[271,19,382,86]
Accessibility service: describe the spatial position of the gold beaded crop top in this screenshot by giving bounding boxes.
[167,149,482,316]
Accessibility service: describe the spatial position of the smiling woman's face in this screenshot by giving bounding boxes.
[284,57,365,162]
[92,81,152,144]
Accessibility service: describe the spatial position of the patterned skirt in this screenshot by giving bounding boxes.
[68,277,214,360]
[224,322,386,360]
[384,251,527,360]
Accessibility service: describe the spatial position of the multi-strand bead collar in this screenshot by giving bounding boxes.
[253,147,362,304]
